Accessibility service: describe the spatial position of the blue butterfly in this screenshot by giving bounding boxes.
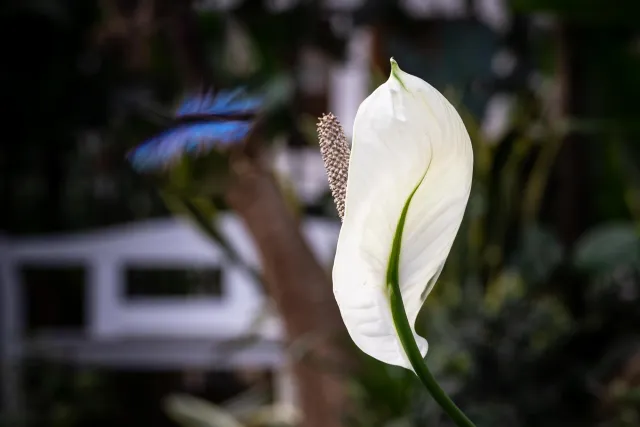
[128,88,263,172]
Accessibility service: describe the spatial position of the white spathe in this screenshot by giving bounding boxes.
[332,59,473,369]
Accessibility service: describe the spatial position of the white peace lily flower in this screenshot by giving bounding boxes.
[330,59,473,370]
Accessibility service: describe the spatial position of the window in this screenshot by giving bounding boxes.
[20,264,86,333]
[123,266,223,299]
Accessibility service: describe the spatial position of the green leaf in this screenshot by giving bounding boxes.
[165,394,245,427]
[484,270,525,316]
[573,222,640,272]
[516,225,564,285]
[163,152,233,198]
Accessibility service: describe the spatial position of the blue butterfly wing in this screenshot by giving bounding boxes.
[128,87,265,172]
[128,121,253,172]
[175,88,263,116]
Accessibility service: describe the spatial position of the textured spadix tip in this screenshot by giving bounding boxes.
[317,113,351,221]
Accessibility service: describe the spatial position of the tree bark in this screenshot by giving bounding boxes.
[225,156,349,427]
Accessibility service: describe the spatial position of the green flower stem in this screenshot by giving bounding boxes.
[388,289,476,427]
[386,179,476,427]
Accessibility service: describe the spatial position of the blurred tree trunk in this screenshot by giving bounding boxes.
[163,2,351,427]
[225,157,349,427]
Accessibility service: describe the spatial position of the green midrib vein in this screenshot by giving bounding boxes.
[384,171,477,427]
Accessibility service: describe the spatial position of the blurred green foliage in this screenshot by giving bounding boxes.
[164,393,298,427]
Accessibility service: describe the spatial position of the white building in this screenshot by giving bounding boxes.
[0,215,340,416]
